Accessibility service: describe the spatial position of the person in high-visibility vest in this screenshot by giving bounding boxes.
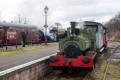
[21,40,24,48]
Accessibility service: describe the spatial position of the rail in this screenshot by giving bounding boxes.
[102,46,119,80]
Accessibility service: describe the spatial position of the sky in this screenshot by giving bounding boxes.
[0,0,120,29]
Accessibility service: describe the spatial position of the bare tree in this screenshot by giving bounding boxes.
[54,22,62,33]
[104,13,120,40]
[13,14,29,24]
[55,22,61,27]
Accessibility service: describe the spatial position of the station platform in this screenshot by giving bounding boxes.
[0,45,58,71]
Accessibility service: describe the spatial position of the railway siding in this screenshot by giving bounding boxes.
[93,41,120,80]
[0,53,56,80]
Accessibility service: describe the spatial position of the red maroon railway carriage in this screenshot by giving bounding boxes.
[0,22,40,46]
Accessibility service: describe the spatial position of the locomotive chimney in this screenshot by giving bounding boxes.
[70,22,76,37]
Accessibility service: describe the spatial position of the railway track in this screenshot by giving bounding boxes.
[58,69,94,80]
[40,42,120,80]
[40,51,104,80]
[40,67,94,80]
[102,45,120,80]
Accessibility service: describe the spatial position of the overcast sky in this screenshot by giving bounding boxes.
[0,0,120,28]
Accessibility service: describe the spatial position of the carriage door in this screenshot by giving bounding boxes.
[21,29,26,47]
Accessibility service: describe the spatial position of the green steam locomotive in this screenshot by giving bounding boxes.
[49,21,107,68]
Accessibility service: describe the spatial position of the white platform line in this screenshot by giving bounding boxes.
[0,53,57,76]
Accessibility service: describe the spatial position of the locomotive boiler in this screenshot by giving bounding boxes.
[49,21,107,69]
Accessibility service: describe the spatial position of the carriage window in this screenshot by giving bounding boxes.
[21,29,25,33]
[32,32,36,37]
[32,30,36,37]
[0,30,2,37]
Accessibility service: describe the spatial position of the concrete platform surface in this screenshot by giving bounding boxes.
[0,45,58,71]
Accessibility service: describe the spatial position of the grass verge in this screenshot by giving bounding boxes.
[0,43,58,56]
[106,61,120,80]
[93,60,120,80]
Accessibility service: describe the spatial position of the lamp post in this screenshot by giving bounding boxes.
[44,5,48,45]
